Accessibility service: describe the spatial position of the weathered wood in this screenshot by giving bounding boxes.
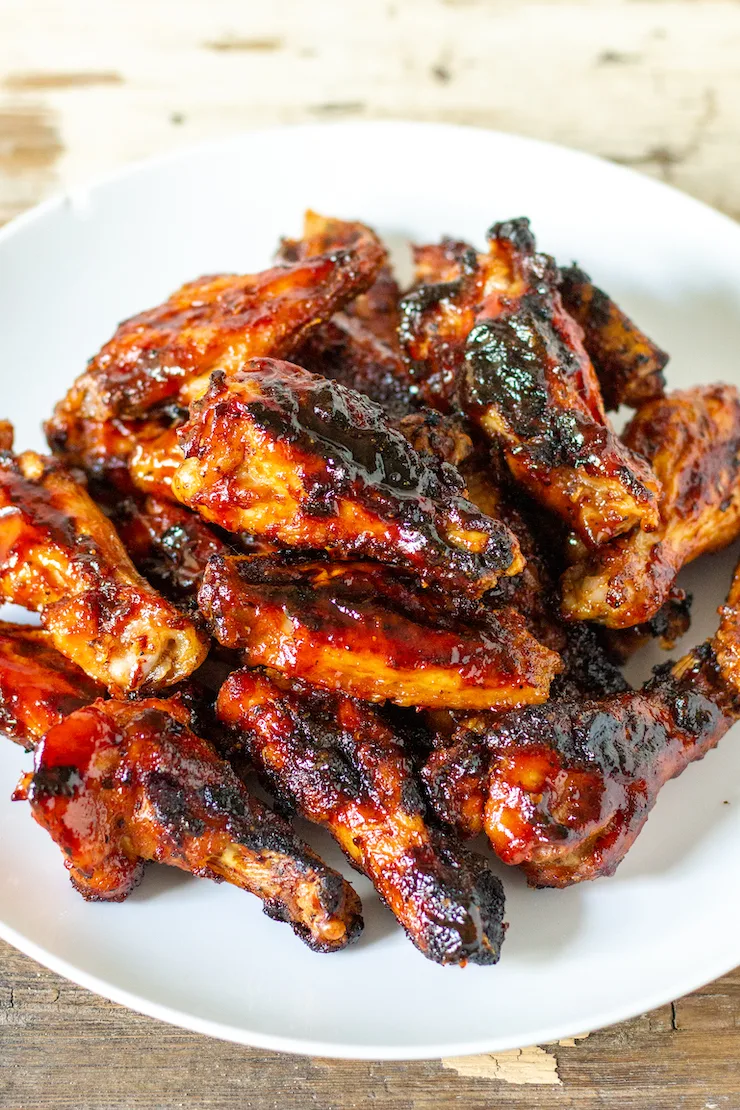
[1,941,740,1108]
[2,2,740,1105]
[2,0,740,228]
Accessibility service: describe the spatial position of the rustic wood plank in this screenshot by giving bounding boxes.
[1,0,740,227]
[2,2,740,1105]
[2,940,740,1109]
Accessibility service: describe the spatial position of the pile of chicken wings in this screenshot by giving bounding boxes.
[3,210,740,966]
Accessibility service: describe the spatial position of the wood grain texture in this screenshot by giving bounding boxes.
[1,940,740,1108]
[2,1,740,1105]
[1,0,740,227]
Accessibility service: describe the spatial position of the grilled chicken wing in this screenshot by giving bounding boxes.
[424,554,740,887]
[0,449,207,691]
[19,696,362,950]
[0,622,104,749]
[559,265,668,411]
[45,214,385,492]
[216,670,505,965]
[562,385,740,628]
[401,220,662,546]
[399,237,486,412]
[173,359,523,597]
[199,554,561,710]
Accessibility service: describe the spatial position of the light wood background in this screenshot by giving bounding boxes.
[2,1,740,1107]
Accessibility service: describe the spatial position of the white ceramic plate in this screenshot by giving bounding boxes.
[1,121,740,1060]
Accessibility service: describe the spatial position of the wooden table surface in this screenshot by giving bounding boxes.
[2,2,740,1106]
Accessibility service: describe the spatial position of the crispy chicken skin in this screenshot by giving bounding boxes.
[562,385,740,628]
[0,449,207,692]
[424,556,740,887]
[401,220,662,546]
[0,622,104,749]
[559,265,668,411]
[174,359,524,597]
[20,697,362,951]
[199,554,562,710]
[216,670,506,965]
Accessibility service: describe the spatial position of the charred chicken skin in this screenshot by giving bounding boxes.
[562,385,740,628]
[559,264,668,411]
[401,220,662,546]
[199,554,562,710]
[20,696,362,951]
[173,359,523,597]
[0,448,207,691]
[216,670,506,965]
[0,622,104,749]
[424,555,740,887]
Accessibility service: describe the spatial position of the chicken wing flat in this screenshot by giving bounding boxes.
[52,217,385,424]
[199,554,561,709]
[173,359,523,597]
[0,448,207,691]
[401,220,662,546]
[562,385,740,628]
[0,622,104,749]
[559,265,668,411]
[19,696,362,951]
[216,670,505,965]
[424,553,740,887]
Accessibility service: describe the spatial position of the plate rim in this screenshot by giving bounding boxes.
[1,118,740,1060]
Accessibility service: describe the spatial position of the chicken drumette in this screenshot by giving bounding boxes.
[17,696,362,951]
[173,359,524,598]
[0,446,207,691]
[216,670,506,965]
